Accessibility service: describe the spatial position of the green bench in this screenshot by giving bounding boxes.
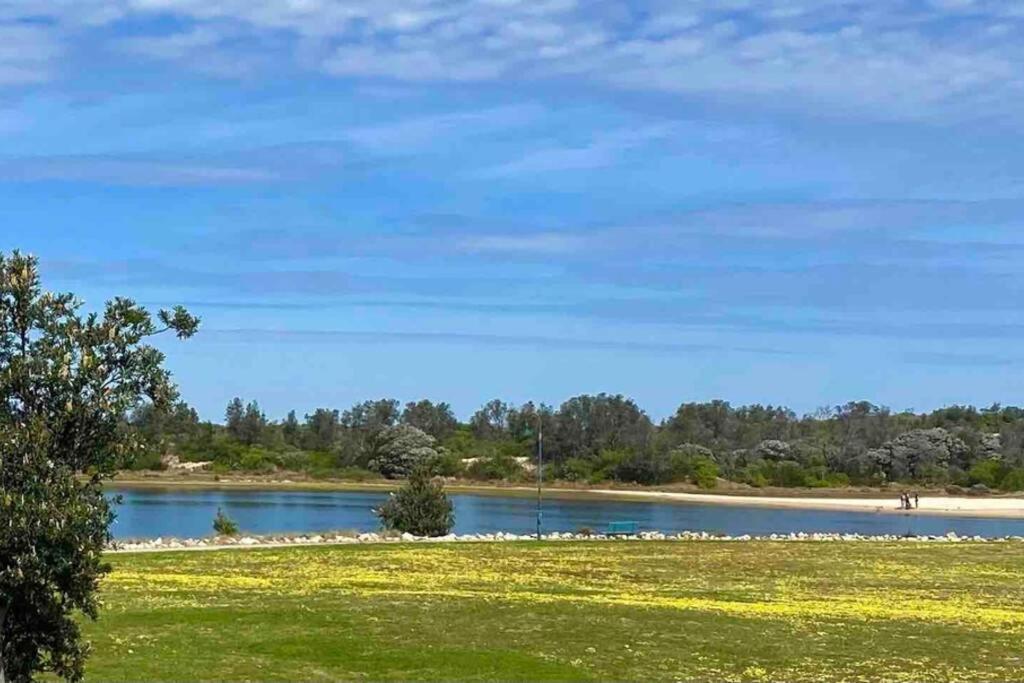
[606,521,640,536]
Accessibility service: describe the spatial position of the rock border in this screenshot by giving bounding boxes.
[108,529,1022,552]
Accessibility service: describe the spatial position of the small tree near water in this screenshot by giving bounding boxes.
[375,465,454,537]
[212,508,239,536]
[0,252,198,683]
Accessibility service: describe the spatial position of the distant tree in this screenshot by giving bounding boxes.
[552,394,652,461]
[341,399,401,461]
[282,409,301,447]
[238,400,266,446]
[375,465,454,536]
[663,400,736,450]
[470,399,511,440]
[304,408,340,452]
[369,424,443,479]
[225,397,244,439]
[0,251,198,682]
[864,428,970,481]
[401,399,459,441]
[507,401,555,442]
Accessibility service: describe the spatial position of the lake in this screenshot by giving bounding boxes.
[108,487,1024,539]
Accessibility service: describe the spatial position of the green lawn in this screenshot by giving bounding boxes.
[85,541,1024,682]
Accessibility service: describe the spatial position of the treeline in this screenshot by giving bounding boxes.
[128,396,1024,491]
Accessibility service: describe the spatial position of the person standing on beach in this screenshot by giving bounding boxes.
[914,492,919,509]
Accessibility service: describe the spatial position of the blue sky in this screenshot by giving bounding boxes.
[3,0,1024,421]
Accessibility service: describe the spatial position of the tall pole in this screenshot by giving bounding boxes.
[536,416,543,541]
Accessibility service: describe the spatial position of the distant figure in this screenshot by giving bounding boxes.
[914,492,919,509]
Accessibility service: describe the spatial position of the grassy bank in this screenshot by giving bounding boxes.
[87,541,1024,681]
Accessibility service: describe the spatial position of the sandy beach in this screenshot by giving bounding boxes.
[586,488,1024,518]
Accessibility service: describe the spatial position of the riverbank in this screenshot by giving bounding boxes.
[107,528,1016,553]
[86,540,1024,681]
[111,471,1024,518]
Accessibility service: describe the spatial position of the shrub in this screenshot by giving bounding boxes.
[127,449,166,471]
[432,451,466,477]
[560,457,594,482]
[968,458,1006,489]
[466,453,523,481]
[692,457,719,489]
[613,451,671,485]
[1000,468,1024,492]
[773,461,810,487]
[212,508,239,536]
[375,466,455,537]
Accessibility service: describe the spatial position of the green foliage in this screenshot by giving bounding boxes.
[432,451,466,477]
[125,383,1024,492]
[375,466,455,536]
[968,459,1008,489]
[0,251,197,682]
[369,424,444,479]
[692,458,719,489]
[559,457,595,482]
[466,453,524,481]
[212,508,239,536]
[999,468,1024,492]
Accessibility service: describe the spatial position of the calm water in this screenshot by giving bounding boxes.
[108,487,1024,539]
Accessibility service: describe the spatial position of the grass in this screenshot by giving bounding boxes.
[85,541,1024,682]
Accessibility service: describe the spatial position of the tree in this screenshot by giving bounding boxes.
[470,399,511,440]
[282,410,301,447]
[375,465,454,536]
[0,251,198,682]
[225,397,244,439]
[341,398,400,461]
[369,424,443,479]
[401,399,458,441]
[551,394,652,461]
[304,408,339,452]
[239,400,266,446]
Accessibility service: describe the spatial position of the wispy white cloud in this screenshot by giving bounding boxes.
[342,104,544,153]
[0,23,61,85]
[457,233,586,255]
[4,1,1024,122]
[478,123,678,177]
[0,155,278,185]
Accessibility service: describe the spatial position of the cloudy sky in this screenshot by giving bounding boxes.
[3,0,1024,420]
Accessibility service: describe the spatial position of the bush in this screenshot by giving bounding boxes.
[613,451,671,485]
[432,451,466,477]
[560,457,594,482]
[1000,468,1024,492]
[466,453,523,481]
[375,466,455,537]
[127,449,166,471]
[692,457,719,489]
[212,507,239,536]
[968,458,1006,489]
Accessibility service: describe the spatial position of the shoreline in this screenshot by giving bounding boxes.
[109,473,1024,519]
[107,529,1016,554]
